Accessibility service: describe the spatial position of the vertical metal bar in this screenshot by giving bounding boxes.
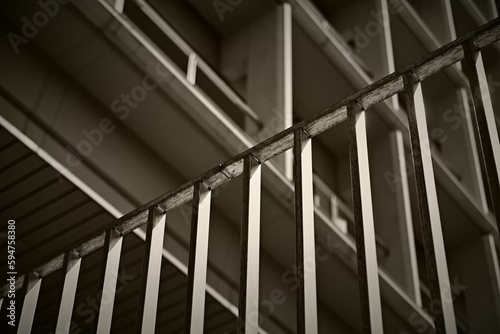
[17,271,41,334]
[375,0,399,108]
[282,1,294,180]
[330,194,338,220]
[136,207,166,334]
[483,234,500,320]
[457,87,489,212]
[403,72,457,334]
[294,128,318,334]
[114,0,125,13]
[238,155,262,334]
[94,228,123,334]
[184,182,212,334]
[462,40,500,225]
[54,250,81,334]
[187,53,198,85]
[489,0,499,18]
[389,130,422,307]
[347,101,384,334]
[442,0,458,38]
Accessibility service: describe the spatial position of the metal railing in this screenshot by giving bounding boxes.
[2,15,500,334]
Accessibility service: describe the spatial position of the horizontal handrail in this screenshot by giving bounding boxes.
[293,0,374,77]
[132,0,262,127]
[2,16,500,297]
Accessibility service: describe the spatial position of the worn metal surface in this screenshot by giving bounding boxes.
[54,250,81,334]
[348,101,384,334]
[94,228,123,334]
[17,272,41,334]
[293,129,319,334]
[462,40,500,227]
[184,182,212,334]
[238,155,262,334]
[403,72,457,334]
[136,207,166,334]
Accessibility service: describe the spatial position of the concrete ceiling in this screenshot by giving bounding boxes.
[0,147,236,333]
[0,127,115,276]
[183,0,273,37]
[311,0,352,13]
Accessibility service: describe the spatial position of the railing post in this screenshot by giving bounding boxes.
[184,182,212,334]
[136,207,166,334]
[114,0,125,13]
[456,87,489,212]
[187,53,198,85]
[293,128,318,334]
[94,228,123,334]
[403,72,457,334]
[389,130,422,307]
[347,101,384,334]
[54,250,81,334]
[17,271,41,334]
[238,155,262,334]
[462,39,500,225]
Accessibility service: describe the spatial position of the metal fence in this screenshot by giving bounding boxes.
[1,14,500,334]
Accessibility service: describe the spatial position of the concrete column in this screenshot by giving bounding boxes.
[247,3,293,179]
[369,130,421,305]
[457,88,489,211]
[375,0,399,110]
[438,1,489,209]
[452,234,500,334]
[429,86,488,211]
